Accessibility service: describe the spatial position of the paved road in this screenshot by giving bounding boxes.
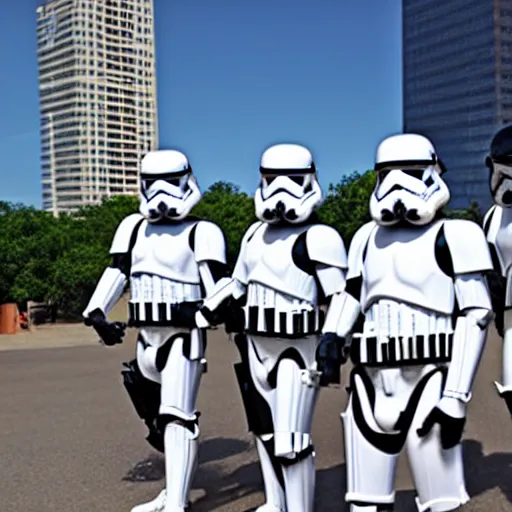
[0,325,511,511]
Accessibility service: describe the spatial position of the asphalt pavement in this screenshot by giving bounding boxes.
[0,324,510,511]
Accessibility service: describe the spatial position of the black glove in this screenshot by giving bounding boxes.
[225,299,245,333]
[173,302,200,329]
[498,389,512,416]
[417,406,466,450]
[315,333,349,387]
[84,308,126,346]
[487,271,505,337]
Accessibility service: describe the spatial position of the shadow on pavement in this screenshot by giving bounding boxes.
[123,437,512,510]
[464,439,512,504]
[123,437,252,482]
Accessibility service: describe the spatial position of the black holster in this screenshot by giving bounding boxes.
[233,334,274,436]
[121,359,164,453]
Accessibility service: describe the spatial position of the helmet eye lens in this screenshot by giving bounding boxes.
[261,174,306,186]
[289,175,305,185]
[377,169,390,182]
[402,169,424,179]
[167,178,181,187]
[144,179,156,189]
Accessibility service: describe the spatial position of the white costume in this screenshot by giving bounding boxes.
[83,150,228,512]
[482,122,512,415]
[335,134,493,512]
[195,144,351,512]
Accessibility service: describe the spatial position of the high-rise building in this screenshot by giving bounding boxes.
[402,0,512,211]
[36,0,158,215]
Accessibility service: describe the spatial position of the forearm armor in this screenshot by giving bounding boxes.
[83,266,127,319]
[322,291,361,338]
[443,273,493,402]
[195,277,246,328]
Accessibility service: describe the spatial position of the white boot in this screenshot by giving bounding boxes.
[282,452,315,512]
[162,422,198,512]
[131,489,166,512]
[255,505,286,512]
[255,436,286,512]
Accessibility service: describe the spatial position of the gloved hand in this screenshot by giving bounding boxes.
[495,382,512,416]
[315,332,349,387]
[501,391,512,416]
[417,396,466,449]
[84,308,126,346]
[195,298,245,333]
[224,299,245,333]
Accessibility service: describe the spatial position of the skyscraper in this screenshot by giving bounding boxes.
[402,0,512,211]
[36,0,158,215]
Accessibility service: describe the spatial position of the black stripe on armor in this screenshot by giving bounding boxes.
[144,303,153,323]
[248,306,259,331]
[279,312,287,333]
[439,333,447,358]
[158,303,167,322]
[381,343,389,364]
[319,309,325,328]
[264,308,275,333]
[278,445,315,466]
[243,306,323,338]
[428,334,436,358]
[367,339,377,363]
[351,334,454,367]
[416,335,425,359]
[350,364,447,455]
[293,313,303,333]
[267,347,307,389]
[128,302,200,328]
[155,333,191,371]
[388,337,397,362]
[408,336,414,359]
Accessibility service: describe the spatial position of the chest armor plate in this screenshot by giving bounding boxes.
[130,220,200,284]
[362,221,454,315]
[245,224,317,303]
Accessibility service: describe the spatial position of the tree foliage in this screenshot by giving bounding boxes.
[0,173,485,319]
[318,171,376,243]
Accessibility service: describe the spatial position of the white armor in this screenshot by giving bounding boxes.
[254,143,323,225]
[197,144,349,512]
[370,133,449,227]
[83,150,228,512]
[138,150,202,223]
[337,134,493,512]
[483,122,512,413]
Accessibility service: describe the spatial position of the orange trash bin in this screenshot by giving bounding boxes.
[0,303,20,335]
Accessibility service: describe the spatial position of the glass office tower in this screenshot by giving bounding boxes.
[403,0,512,210]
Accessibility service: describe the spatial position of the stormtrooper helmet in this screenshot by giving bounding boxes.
[139,150,201,222]
[486,123,512,208]
[254,143,323,224]
[369,133,450,226]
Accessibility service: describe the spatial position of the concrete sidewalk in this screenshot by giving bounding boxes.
[0,296,132,352]
[0,322,101,351]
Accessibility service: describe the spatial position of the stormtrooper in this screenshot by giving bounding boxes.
[319,133,494,512]
[482,122,512,416]
[82,149,228,512]
[193,143,351,512]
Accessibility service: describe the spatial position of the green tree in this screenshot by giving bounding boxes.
[318,170,376,244]
[192,181,255,265]
[0,204,64,305]
[445,201,482,224]
[0,174,488,319]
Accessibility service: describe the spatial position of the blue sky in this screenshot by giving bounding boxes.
[0,0,402,207]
